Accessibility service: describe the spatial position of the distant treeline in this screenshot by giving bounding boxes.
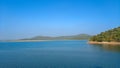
[89,26,120,42]
[21,34,91,40]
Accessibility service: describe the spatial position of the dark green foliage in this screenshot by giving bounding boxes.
[89,26,120,42]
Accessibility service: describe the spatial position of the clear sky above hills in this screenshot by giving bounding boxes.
[0,0,120,40]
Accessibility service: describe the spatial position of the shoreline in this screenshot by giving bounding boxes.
[0,40,85,42]
[88,41,120,45]
[0,40,51,42]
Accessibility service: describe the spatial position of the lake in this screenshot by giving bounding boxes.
[0,40,120,68]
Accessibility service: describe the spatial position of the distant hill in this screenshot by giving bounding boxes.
[89,26,120,42]
[21,34,91,40]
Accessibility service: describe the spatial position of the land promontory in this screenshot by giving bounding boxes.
[89,26,120,45]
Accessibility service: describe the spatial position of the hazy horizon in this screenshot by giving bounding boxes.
[0,0,120,40]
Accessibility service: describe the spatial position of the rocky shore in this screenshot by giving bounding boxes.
[88,41,120,45]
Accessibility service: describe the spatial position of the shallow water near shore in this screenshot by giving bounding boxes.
[0,40,120,68]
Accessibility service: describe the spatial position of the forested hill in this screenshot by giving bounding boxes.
[89,26,120,42]
[21,34,91,40]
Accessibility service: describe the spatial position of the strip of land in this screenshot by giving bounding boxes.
[2,40,50,42]
[88,41,120,45]
[2,40,79,42]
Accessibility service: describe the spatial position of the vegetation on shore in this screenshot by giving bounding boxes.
[21,34,91,40]
[89,26,120,42]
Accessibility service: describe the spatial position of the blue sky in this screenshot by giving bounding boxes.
[0,0,120,40]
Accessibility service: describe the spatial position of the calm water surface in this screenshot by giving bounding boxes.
[0,40,120,68]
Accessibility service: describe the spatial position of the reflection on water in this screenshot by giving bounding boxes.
[0,41,120,68]
[91,44,120,52]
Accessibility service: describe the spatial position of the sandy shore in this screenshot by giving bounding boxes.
[88,41,120,45]
[3,40,76,42]
[4,40,51,42]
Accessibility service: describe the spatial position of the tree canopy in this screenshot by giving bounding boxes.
[89,26,120,42]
